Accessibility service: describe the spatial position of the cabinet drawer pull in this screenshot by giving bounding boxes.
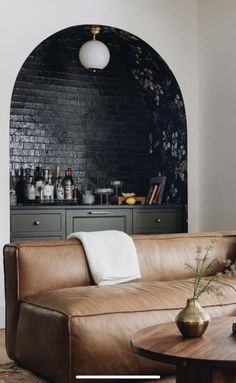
[88,211,110,215]
[33,220,40,225]
[155,218,161,223]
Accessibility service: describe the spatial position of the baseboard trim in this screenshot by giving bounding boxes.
[0,301,5,328]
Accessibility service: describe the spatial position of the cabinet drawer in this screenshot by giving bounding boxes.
[66,208,132,236]
[11,210,65,235]
[133,208,183,234]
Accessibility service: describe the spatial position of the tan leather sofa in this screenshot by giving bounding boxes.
[4,231,236,383]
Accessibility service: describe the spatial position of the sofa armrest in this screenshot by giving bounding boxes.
[4,244,20,360]
[3,239,94,360]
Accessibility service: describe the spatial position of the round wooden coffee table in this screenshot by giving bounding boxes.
[131,317,236,383]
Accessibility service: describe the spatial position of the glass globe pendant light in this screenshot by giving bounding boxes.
[79,26,110,71]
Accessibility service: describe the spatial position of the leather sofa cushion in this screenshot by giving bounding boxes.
[13,239,94,300]
[10,232,236,300]
[134,233,236,282]
[17,277,236,381]
[23,276,236,317]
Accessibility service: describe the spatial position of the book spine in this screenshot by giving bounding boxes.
[152,183,161,204]
[146,184,154,204]
[149,184,158,205]
[157,177,167,204]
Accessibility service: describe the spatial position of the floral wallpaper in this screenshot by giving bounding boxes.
[103,27,187,208]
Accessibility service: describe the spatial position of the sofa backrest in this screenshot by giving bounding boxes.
[4,231,236,300]
[134,232,236,282]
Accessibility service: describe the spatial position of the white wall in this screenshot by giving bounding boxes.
[198,0,236,230]
[0,0,199,327]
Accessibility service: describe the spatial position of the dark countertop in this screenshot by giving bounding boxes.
[11,203,183,210]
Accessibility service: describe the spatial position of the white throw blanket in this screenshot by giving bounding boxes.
[67,230,141,286]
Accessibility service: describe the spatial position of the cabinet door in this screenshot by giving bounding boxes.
[66,208,132,236]
[133,207,183,234]
[10,209,65,240]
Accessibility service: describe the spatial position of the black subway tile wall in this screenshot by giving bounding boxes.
[10,25,187,204]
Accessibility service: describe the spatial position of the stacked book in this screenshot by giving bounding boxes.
[146,176,166,205]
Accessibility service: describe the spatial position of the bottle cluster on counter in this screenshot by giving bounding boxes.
[10,165,80,205]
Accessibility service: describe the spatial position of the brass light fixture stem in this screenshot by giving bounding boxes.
[91,26,101,41]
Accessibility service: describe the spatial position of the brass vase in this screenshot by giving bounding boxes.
[175,298,210,337]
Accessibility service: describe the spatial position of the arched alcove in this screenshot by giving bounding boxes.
[10,24,187,206]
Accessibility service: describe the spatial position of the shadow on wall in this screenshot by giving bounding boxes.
[10,24,187,205]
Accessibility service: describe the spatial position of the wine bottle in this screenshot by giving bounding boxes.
[73,184,79,203]
[56,176,64,201]
[54,165,60,200]
[43,169,49,201]
[27,175,36,201]
[16,167,27,204]
[62,168,74,200]
[10,169,17,206]
[35,165,44,201]
[48,171,54,201]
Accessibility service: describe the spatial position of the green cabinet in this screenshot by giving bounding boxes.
[132,207,183,234]
[66,208,132,236]
[10,209,65,241]
[10,205,184,241]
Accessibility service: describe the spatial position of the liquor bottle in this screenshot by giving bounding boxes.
[43,169,54,202]
[55,165,60,180]
[27,175,36,201]
[48,171,54,201]
[62,168,74,200]
[9,169,17,206]
[54,166,60,199]
[73,177,81,204]
[43,169,49,201]
[56,176,64,201]
[35,165,44,201]
[16,167,27,204]
[73,184,79,203]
